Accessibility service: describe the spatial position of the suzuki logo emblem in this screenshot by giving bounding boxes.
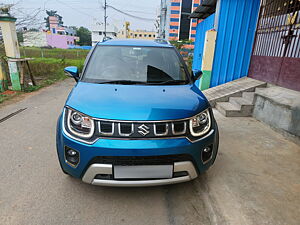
[138,124,150,136]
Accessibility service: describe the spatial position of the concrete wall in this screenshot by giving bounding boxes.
[23,32,47,47]
[24,32,79,49]
[0,20,20,57]
[253,86,300,138]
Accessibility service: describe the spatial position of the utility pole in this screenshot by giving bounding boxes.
[159,0,167,39]
[104,0,107,37]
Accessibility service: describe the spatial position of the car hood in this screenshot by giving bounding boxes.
[66,82,210,121]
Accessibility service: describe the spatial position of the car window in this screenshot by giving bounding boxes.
[82,46,189,84]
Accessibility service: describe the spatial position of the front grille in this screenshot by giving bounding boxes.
[96,119,188,139]
[119,123,134,136]
[90,155,195,166]
[99,121,114,135]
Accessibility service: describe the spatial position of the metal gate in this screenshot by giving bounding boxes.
[248,0,300,91]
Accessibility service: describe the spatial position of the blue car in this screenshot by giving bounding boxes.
[56,39,219,187]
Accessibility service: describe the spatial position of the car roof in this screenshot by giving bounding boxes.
[97,39,173,48]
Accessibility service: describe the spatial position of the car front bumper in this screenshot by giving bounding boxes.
[56,115,219,187]
[82,161,198,187]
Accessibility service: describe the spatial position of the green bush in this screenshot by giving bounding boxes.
[26,57,84,88]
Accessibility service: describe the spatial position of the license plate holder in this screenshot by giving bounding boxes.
[114,165,173,179]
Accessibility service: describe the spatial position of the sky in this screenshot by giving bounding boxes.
[2,0,161,31]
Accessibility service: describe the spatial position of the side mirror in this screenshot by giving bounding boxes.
[192,70,203,81]
[64,66,79,82]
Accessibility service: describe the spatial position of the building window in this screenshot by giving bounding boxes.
[67,41,69,44]
[139,34,142,37]
[171,10,180,14]
[135,34,137,37]
[149,34,152,37]
[144,34,147,37]
[170,26,179,29]
[170,18,179,22]
[171,2,180,6]
[153,34,155,37]
[99,31,102,35]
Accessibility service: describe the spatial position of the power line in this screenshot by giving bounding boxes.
[55,0,97,20]
[124,10,156,15]
[107,5,155,21]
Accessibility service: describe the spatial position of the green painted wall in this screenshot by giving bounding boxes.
[199,70,212,91]
[8,61,21,91]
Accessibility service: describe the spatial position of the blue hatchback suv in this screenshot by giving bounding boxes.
[56,39,219,187]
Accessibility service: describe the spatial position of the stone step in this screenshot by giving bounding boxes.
[242,92,255,103]
[216,102,240,117]
[216,101,253,117]
[229,96,254,112]
[203,77,267,107]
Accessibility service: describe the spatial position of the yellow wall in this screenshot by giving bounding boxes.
[202,30,217,71]
[0,21,20,58]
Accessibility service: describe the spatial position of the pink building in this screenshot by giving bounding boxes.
[23,12,79,49]
[46,33,79,49]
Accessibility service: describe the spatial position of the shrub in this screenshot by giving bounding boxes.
[25,57,84,88]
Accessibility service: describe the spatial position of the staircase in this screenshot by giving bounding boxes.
[203,78,267,117]
[215,92,255,117]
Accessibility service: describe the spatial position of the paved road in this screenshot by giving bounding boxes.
[0,79,299,225]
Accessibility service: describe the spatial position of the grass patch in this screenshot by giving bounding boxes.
[0,46,87,105]
[0,57,84,105]
[20,47,89,60]
[27,57,84,88]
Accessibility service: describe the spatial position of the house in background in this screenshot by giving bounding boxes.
[23,11,79,49]
[91,22,118,46]
[117,22,157,40]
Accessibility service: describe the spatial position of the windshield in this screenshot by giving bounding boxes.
[82,46,190,84]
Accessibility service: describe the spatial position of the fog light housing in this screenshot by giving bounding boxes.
[65,147,80,167]
[202,145,213,163]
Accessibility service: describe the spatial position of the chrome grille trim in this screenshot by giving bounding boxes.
[171,121,187,135]
[153,123,169,136]
[98,121,115,136]
[118,123,134,136]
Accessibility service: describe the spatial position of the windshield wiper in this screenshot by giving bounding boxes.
[96,80,148,85]
[156,80,188,85]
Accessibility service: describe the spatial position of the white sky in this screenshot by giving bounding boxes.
[2,0,161,31]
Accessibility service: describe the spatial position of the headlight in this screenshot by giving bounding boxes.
[66,108,95,139]
[189,109,211,137]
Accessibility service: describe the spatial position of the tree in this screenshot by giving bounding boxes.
[76,27,91,46]
[44,10,63,30]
